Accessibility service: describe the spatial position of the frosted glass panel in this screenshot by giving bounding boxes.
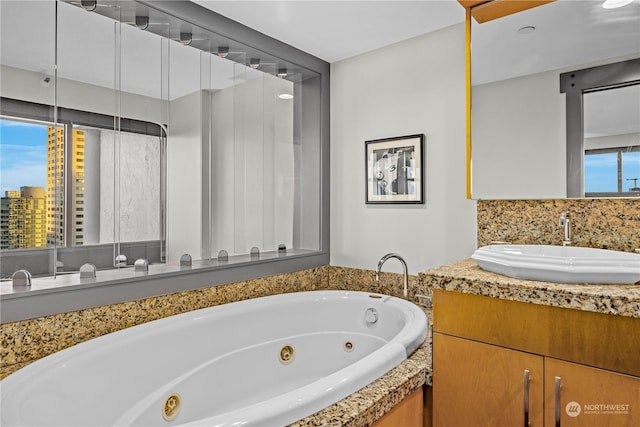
[229,66,296,255]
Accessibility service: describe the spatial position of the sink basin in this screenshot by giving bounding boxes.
[472,245,640,284]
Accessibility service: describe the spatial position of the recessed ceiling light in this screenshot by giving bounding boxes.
[602,0,634,9]
[80,0,97,11]
[278,93,294,100]
[135,16,149,30]
[517,26,536,35]
[217,47,229,58]
[179,32,192,46]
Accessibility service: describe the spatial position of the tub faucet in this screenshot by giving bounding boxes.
[375,253,408,299]
[559,211,572,246]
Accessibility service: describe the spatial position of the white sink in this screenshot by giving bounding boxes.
[472,245,640,284]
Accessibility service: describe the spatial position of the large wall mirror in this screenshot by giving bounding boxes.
[0,0,325,279]
[468,0,640,199]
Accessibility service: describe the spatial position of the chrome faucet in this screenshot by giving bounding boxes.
[559,211,572,246]
[375,253,408,299]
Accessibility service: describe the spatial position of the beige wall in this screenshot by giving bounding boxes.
[330,23,478,275]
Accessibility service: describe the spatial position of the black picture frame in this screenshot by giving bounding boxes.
[365,134,425,204]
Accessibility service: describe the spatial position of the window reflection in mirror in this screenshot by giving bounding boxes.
[584,84,640,196]
[469,0,640,199]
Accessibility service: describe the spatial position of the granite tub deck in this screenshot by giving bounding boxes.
[418,258,640,318]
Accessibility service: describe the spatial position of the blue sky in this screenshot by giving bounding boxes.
[0,119,48,194]
[585,151,640,192]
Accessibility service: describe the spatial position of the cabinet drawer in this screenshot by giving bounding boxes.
[433,289,640,376]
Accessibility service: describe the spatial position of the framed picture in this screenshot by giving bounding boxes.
[365,134,424,204]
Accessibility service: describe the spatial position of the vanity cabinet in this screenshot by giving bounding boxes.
[372,387,424,427]
[433,333,544,426]
[543,358,639,427]
[432,289,640,427]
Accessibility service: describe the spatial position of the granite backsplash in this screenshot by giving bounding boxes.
[477,198,640,252]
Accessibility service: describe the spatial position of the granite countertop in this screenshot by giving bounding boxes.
[289,340,431,427]
[419,258,640,318]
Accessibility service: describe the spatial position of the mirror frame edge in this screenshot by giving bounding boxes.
[465,7,472,199]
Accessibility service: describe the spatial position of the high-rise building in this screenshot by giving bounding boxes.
[0,187,47,249]
[47,126,85,246]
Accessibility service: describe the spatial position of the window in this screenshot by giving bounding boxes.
[583,84,640,197]
[0,118,48,251]
[585,148,640,194]
[561,60,640,197]
[0,111,165,277]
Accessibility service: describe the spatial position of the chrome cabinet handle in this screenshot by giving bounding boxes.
[555,376,562,427]
[523,370,530,427]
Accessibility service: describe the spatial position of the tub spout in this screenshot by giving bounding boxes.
[375,253,408,299]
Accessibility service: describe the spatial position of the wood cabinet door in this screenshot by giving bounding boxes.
[544,358,640,427]
[433,333,544,427]
[372,387,423,427]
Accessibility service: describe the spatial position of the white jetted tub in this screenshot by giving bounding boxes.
[1,290,427,426]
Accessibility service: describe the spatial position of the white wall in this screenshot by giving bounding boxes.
[330,23,477,275]
[471,70,566,199]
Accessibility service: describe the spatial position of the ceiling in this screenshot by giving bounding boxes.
[192,0,639,137]
[192,1,466,63]
[2,0,638,135]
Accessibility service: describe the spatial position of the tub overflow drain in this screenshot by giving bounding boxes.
[162,393,181,422]
[365,307,378,325]
[279,345,295,364]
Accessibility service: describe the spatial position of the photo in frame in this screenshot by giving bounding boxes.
[365,134,424,204]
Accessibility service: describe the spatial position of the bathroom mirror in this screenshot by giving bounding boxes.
[0,0,324,278]
[469,0,640,199]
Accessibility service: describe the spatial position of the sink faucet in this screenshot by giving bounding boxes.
[375,253,408,299]
[559,211,572,246]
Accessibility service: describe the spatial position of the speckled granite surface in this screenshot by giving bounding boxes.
[477,199,640,252]
[418,258,640,318]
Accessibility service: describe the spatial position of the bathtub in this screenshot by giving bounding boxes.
[1,290,427,426]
